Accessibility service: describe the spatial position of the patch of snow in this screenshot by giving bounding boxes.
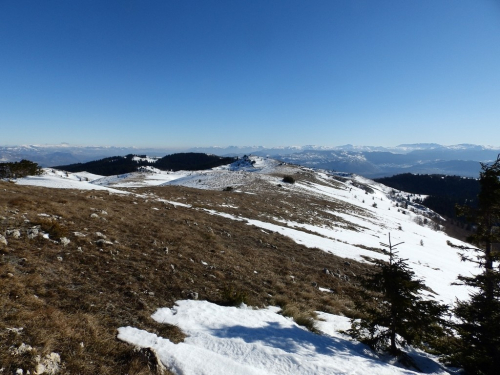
[132,156,160,163]
[16,169,128,194]
[118,300,448,375]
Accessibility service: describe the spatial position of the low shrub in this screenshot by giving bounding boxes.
[219,286,248,306]
[36,219,68,240]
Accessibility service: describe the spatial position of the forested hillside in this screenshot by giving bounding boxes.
[53,154,144,175]
[54,153,237,176]
[155,153,236,171]
[375,173,479,219]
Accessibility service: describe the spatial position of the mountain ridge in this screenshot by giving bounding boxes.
[2,143,499,177]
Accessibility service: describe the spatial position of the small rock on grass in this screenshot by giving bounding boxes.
[7,229,21,239]
[35,352,61,375]
[27,228,39,239]
[60,237,70,246]
[187,291,198,300]
[96,239,113,246]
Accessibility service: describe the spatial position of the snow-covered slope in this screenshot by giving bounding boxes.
[15,168,127,194]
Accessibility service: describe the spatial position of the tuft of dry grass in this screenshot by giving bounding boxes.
[34,218,69,240]
[278,301,318,332]
[218,285,249,306]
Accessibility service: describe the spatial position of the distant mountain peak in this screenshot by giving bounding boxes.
[396,143,443,150]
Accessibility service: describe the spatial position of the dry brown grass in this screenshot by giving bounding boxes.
[0,180,374,374]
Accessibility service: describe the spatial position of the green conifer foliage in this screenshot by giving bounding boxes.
[447,154,500,375]
[346,234,447,355]
[0,159,42,178]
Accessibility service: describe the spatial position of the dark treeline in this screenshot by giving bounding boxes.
[54,153,237,176]
[375,173,479,220]
[54,155,142,176]
[0,160,42,178]
[155,153,236,171]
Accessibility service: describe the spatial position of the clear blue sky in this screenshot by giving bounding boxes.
[1,0,499,148]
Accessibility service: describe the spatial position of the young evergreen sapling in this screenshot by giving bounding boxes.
[346,234,447,355]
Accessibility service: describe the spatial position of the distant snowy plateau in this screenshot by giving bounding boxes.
[14,155,478,374]
[2,142,500,177]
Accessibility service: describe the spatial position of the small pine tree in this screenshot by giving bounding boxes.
[446,154,500,375]
[346,234,447,355]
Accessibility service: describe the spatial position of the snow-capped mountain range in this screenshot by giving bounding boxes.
[2,143,499,177]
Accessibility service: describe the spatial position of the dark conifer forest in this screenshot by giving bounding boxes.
[53,153,237,176]
[375,174,479,220]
